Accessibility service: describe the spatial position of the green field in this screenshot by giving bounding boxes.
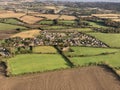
[38,20,53,25]
[70,52,120,68]
[85,21,109,28]
[2,18,22,25]
[64,47,119,56]
[0,23,27,30]
[8,54,69,75]
[41,25,71,30]
[88,33,120,48]
[74,28,93,32]
[66,47,120,69]
[33,46,57,54]
[58,20,75,25]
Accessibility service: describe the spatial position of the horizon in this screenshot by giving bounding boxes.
[38,0,120,2]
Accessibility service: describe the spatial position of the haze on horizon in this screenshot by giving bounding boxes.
[40,0,120,2]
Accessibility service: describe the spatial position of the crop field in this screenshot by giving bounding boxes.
[0,11,25,18]
[11,29,40,38]
[20,15,43,24]
[0,18,23,25]
[112,19,120,22]
[0,23,27,30]
[88,33,120,48]
[44,6,57,10]
[33,46,57,54]
[7,54,69,75]
[92,14,120,19]
[0,66,120,90]
[66,47,120,69]
[0,30,18,40]
[31,13,60,20]
[59,15,76,20]
[92,14,120,22]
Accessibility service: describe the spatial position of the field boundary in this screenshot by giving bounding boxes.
[54,46,74,67]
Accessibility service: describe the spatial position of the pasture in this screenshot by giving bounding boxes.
[88,33,120,48]
[0,23,27,30]
[38,20,53,25]
[74,28,93,32]
[64,47,119,57]
[33,46,57,54]
[70,52,120,68]
[0,18,22,25]
[7,54,69,75]
[85,21,109,28]
[66,47,120,69]
[58,20,75,25]
[41,25,71,30]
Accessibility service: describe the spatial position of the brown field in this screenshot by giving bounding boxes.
[92,14,120,17]
[44,6,57,10]
[11,29,41,38]
[92,14,120,22]
[0,11,25,18]
[0,30,18,40]
[20,15,43,24]
[0,66,120,90]
[92,14,120,19]
[31,13,60,20]
[112,19,120,22]
[59,15,76,20]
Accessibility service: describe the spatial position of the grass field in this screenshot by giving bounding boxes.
[70,52,120,68]
[41,25,71,30]
[7,54,69,75]
[66,47,120,69]
[33,46,57,54]
[88,33,120,48]
[0,23,27,30]
[74,28,93,32]
[85,21,109,28]
[38,20,53,25]
[0,18,22,25]
[58,20,75,25]
[64,47,119,56]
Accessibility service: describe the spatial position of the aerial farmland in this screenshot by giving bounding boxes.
[0,0,120,90]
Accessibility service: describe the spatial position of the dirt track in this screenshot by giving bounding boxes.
[0,66,120,90]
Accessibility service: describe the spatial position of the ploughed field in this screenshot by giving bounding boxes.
[0,66,120,90]
[0,30,18,40]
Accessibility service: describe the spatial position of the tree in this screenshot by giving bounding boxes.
[53,19,58,25]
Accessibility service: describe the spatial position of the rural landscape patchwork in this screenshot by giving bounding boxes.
[0,0,120,90]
